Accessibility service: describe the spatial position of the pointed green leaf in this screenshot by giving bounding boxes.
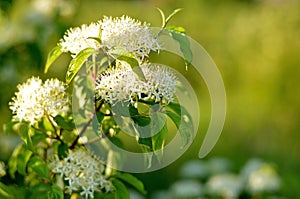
[48,185,63,199]
[58,143,69,159]
[17,149,33,175]
[8,144,23,178]
[109,47,146,81]
[66,48,96,84]
[156,7,166,28]
[152,124,167,161]
[19,124,34,151]
[165,8,182,25]
[54,115,75,131]
[44,45,63,73]
[116,173,147,195]
[0,182,15,199]
[166,28,193,70]
[27,183,51,199]
[111,179,130,199]
[28,156,50,181]
[165,103,193,147]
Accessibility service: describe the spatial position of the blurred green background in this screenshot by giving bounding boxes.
[0,0,299,198]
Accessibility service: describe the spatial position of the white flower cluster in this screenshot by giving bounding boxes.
[49,149,111,199]
[95,62,177,105]
[0,161,6,177]
[9,77,69,125]
[60,22,101,57]
[59,15,160,59]
[100,15,160,60]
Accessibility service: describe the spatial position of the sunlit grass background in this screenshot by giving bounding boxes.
[0,0,299,197]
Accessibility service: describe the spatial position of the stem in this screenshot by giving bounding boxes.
[46,115,57,131]
[70,100,104,149]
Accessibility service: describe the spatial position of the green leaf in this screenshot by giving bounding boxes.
[8,144,23,178]
[27,183,51,199]
[28,156,50,181]
[19,124,34,151]
[165,103,193,147]
[44,45,63,73]
[152,124,167,161]
[166,26,186,33]
[0,182,14,199]
[66,48,96,84]
[58,143,69,159]
[54,115,75,131]
[156,7,166,28]
[48,185,63,199]
[132,116,151,127]
[17,149,33,175]
[116,173,147,195]
[166,28,193,70]
[111,179,130,199]
[31,132,48,146]
[165,8,182,25]
[109,47,146,81]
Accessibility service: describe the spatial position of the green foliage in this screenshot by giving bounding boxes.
[44,45,63,73]
[165,27,193,70]
[115,173,147,195]
[48,185,64,199]
[109,47,146,81]
[111,178,130,199]
[66,48,97,84]
[27,156,50,181]
[166,102,193,147]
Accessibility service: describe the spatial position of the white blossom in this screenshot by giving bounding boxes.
[49,149,111,199]
[95,62,176,105]
[206,174,243,199]
[100,15,160,60]
[59,15,160,60]
[241,159,281,194]
[60,22,101,57]
[9,77,69,125]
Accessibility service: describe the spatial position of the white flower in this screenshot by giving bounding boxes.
[9,77,69,125]
[206,174,243,199]
[95,62,176,105]
[49,149,111,199]
[59,15,160,60]
[100,15,160,60]
[43,78,69,116]
[0,161,6,177]
[241,159,281,194]
[60,22,101,57]
[247,165,280,194]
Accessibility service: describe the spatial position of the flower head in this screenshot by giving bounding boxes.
[60,22,101,57]
[9,77,69,124]
[95,62,177,105]
[49,149,111,199]
[59,15,160,60]
[100,15,160,60]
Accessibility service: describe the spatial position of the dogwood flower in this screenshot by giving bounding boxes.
[9,77,69,124]
[59,15,160,60]
[95,62,176,105]
[100,15,160,60]
[49,149,111,199]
